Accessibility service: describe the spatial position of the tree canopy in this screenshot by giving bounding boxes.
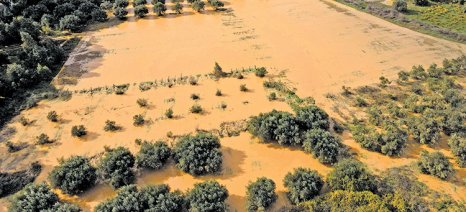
[49,156,97,195]
[187,180,229,212]
[246,177,277,211]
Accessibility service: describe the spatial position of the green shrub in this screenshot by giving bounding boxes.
[113,7,128,19]
[268,92,276,101]
[173,2,183,14]
[172,133,222,175]
[49,156,97,195]
[187,180,228,211]
[137,98,148,107]
[99,147,135,189]
[136,141,171,170]
[189,77,198,85]
[213,62,226,78]
[133,0,147,6]
[19,117,29,126]
[36,133,53,145]
[284,168,323,204]
[240,84,248,92]
[255,67,267,78]
[209,0,225,10]
[134,5,149,18]
[295,105,329,130]
[248,110,302,145]
[448,134,465,167]
[216,89,222,96]
[71,125,87,137]
[47,111,58,122]
[246,177,276,211]
[104,120,120,132]
[191,93,200,100]
[165,108,174,119]
[303,129,341,164]
[133,114,145,126]
[190,104,203,114]
[115,0,130,8]
[418,151,454,180]
[153,2,167,16]
[393,0,408,12]
[303,190,389,211]
[192,1,206,12]
[59,15,82,32]
[327,159,376,192]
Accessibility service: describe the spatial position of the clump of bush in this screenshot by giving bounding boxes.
[165,108,174,119]
[187,180,228,211]
[189,77,198,85]
[418,151,454,180]
[268,92,277,101]
[327,159,376,192]
[104,120,120,132]
[248,110,302,145]
[448,134,465,167]
[216,89,222,96]
[295,105,330,130]
[191,93,200,100]
[133,114,145,126]
[71,125,87,137]
[190,104,203,114]
[99,147,135,188]
[240,84,248,92]
[134,5,149,18]
[0,162,41,198]
[49,156,97,195]
[19,117,30,126]
[172,133,222,175]
[246,177,277,211]
[136,141,171,170]
[255,67,268,77]
[393,0,408,12]
[284,168,323,204]
[303,129,341,164]
[47,111,58,122]
[213,62,227,78]
[36,133,53,145]
[96,184,184,212]
[137,98,148,107]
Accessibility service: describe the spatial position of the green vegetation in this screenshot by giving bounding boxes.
[0,162,41,198]
[327,159,376,192]
[190,104,203,114]
[71,125,87,137]
[284,168,323,204]
[134,5,149,18]
[418,151,454,180]
[9,183,80,212]
[133,114,145,126]
[246,177,277,212]
[304,190,390,211]
[47,111,58,122]
[104,120,120,132]
[187,180,229,212]
[96,184,184,212]
[216,89,223,96]
[136,141,171,170]
[36,133,53,145]
[137,98,148,107]
[448,134,466,167]
[303,129,341,164]
[99,147,135,189]
[172,133,222,175]
[49,156,97,195]
[153,2,168,16]
[165,108,174,119]
[192,0,206,12]
[240,84,248,92]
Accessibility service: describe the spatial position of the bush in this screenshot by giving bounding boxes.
[104,120,120,131]
[96,184,184,212]
[246,177,276,211]
[115,0,130,8]
[268,92,277,101]
[255,67,267,77]
[165,108,174,119]
[215,89,222,96]
[133,114,145,126]
[173,2,183,14]
[410,117,441,145]
[418,151,454,180]
[99,147,135,189]
[113,7,128,19]
[136,141,171,170]
[0,162,41,198]
[134,0,147,6]
[172,133,222,175]
[284,168,323,204]
[9,183,80,212]
[153,2,167,16]
[295,105,329,130]
[248,110,302,145]
[36,133,53,145]
[240,84,248,92]
[192,0,206,12]
[213,62,226,78]
[49,156,97,195]
[448,134,465,167]
[209,0,225,10]
[327,159,376,192]
[59,15,82,32]
[47,111,58,122]
[137,98,148,107]
[71,125,87,137]
[393,0,408,12]
[303,190,389,211]
[414,0,429,6]
[134,5,149,18]
[189,77,198,85]
[187,180,228,212]
[190,104,203,114]
[191,93,200,100]
[303,129,341,164]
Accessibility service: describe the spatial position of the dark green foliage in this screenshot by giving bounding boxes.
[173,2,183,14]
[96,184,184,212]
[240,84,248,92]
[9,183,80,212]
[192,0,206,12]
[283,168,323,204]
[303,129,341,164]
[137,98,148,107]
[36,133,53,145]
[442,110,464,136]
[414,0,429,6]
[351,123,408,156]
[246,177,276,211]
[303,190,389,211]
[49,156,97,195]
[47,111,58,122]
[136,141,171,170]
[248,110,302,145]
[393,0,408,12]
[187,180,228,212]
[99,147,135,188]
[448,134,465,167]
[0,162,41,198]
[191,93,200,100]
[153,2,167,16]
[327,159,376,192]
[71,125,87,137]
[295,105,329,130]
[216,89,222,96]
[113,7,128,19]
[133,114,145,126]
[134,0,148,6]
[104,120,120,131]
[59,15,82,32]
[418,151,454,180]
[134,5,149,18]
[254,67,267,78]
[172,133,222,175]
[208,0,225,10]
[268,92,276,101]
[165,108,174,118]
[213,62,226,78]
[115,0,130,8]
[190,104,203,114]
[409,116,441,145]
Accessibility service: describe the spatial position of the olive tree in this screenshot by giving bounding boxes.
[153,2,167,16]
[134,5,149,18]
[303,129,341,164]
[246,177,277,211]
[248,110,302,146]
[136,141,171,170]
[418,151,454,180]
[172,133,222,175]
[187,180,228,212]
[99,147,135,188]
[295,105,330,130]
[284,168,323,204]
[327,159,376,192]
[448,134,465,167]
[49,156,97,195]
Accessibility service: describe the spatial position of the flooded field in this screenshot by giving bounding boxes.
[1,0,465,211]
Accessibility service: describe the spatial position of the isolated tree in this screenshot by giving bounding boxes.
[327,159,376,192]
[192,0,205,12]
[104,120,120,131]
[173,2,183,14]
[49,156,97,195]
[284,168,323,204]
[248,110,302,145]
[172,133,222,175]
[136,141,171,170]
[448,134,465,167]
[71,125,87,137]
[246,177,277,212]
[187,180,229,212]
[209,0,224,10]
[153,2,167,16]
[418,151,454,180]
[303,129,341,164]
[99,147,135,188]
[134,5,149,18]
[113,7,128,19]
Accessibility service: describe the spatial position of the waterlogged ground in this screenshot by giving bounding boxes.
[1,0,466,211]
